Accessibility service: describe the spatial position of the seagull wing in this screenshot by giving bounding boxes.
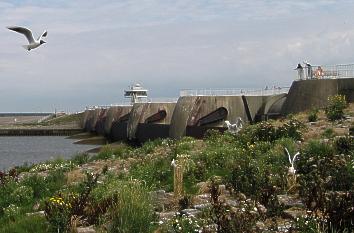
[284,148,292,164]
[293,152,300,164]
[7,26,35,43]
[224,121,231,128]
[38,30,47,40]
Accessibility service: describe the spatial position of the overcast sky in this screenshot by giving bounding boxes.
[1,0,354,112]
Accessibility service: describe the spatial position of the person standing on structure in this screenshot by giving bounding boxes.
[295,63,304,80]
[304,61,313,79]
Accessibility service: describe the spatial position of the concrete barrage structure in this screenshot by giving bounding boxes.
[127,102,176,143]
[80,77,354,142]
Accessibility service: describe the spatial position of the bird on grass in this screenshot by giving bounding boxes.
[224,117,244,134]
[7,26,47,51]
[284,147,300,175]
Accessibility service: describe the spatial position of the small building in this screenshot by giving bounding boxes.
[124,83,148,104]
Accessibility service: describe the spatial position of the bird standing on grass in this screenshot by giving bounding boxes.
[284,147,300,175]
[7,26,47,51]
[224,117,244,134]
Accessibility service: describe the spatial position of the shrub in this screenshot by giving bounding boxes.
[334,136,354,154]
[308,109,319,122]
[325,95,348,121]
[71,153,90,165]
[159,213,207,233]
[45,195,72,233]
[322,128,335,138]
[22,174,48,199]
[10,186,34,206]
[107,181,156,233]
[208,178,263,233]
[297,140,354,230]
[0,214,49,233]
[130,154,173,191]
[0,179,19,217]
[277,119,305,141]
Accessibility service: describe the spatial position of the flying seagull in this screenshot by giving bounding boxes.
[7,26,47,51]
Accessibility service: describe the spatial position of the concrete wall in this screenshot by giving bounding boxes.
[281,78,354,114]
[103,106,132,136]
[83,110,95,132]
[95,109,108,135]
[169,96,261,139]
[127,102,176,142]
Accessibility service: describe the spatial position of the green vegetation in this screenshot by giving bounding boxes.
[325,94,348,121]
[308,108,319,122]
[0,104,353,232]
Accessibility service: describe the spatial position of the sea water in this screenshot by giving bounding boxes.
[0,136,95,171]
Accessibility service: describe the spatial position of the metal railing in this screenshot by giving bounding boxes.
[298,63,354,80]
[180,87,289,97]
[147,98,178,103]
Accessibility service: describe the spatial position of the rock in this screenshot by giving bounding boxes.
[196,181,210,193]
[255,221,266,231]
[218,184,226,194]
[256,203,267,215]
[156,190,166,199]
[26,211,45,217]
[180,208,202,217]
[225,199,238,207]
[283,207,306,220]
[76,226,96,233]
[196,193,211,200]
[277,194,304,208]
[237,192,247,201]
[194,203,211,210]
[159,211,176,220]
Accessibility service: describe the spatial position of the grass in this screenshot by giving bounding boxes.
[1,100,353,233]
[0,215,48,233]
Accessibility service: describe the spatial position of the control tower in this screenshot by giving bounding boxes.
[124,83,148,104]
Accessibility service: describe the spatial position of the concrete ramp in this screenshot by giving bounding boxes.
[127,102,176,142]
[282,78,354,114]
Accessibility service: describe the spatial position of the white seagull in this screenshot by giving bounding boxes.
[171,159,177,168]
[224,117,244,134]
[284,147,300,175]
[7,26,47,51]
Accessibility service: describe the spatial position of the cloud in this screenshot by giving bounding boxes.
[1,0,354,111]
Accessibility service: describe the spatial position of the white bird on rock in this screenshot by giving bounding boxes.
[7,26,47,51]
[224,117,244,134]
[284,147,300,175]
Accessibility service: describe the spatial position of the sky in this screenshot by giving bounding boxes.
[1,0,354,112]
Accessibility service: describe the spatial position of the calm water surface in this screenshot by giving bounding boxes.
[0,136,96,171]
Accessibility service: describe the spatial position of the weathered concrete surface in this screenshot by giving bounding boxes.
[83,110,95,132]
[110,121,129,142]
[253,94,288,120]
[170,96,251,139]
[169,95,286,139]
[127,102,176,142]
[90,109,103,132]
[104,106,132,136]
[169,96,199,139]
[95,109,108,135]
[282,78,354,114]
